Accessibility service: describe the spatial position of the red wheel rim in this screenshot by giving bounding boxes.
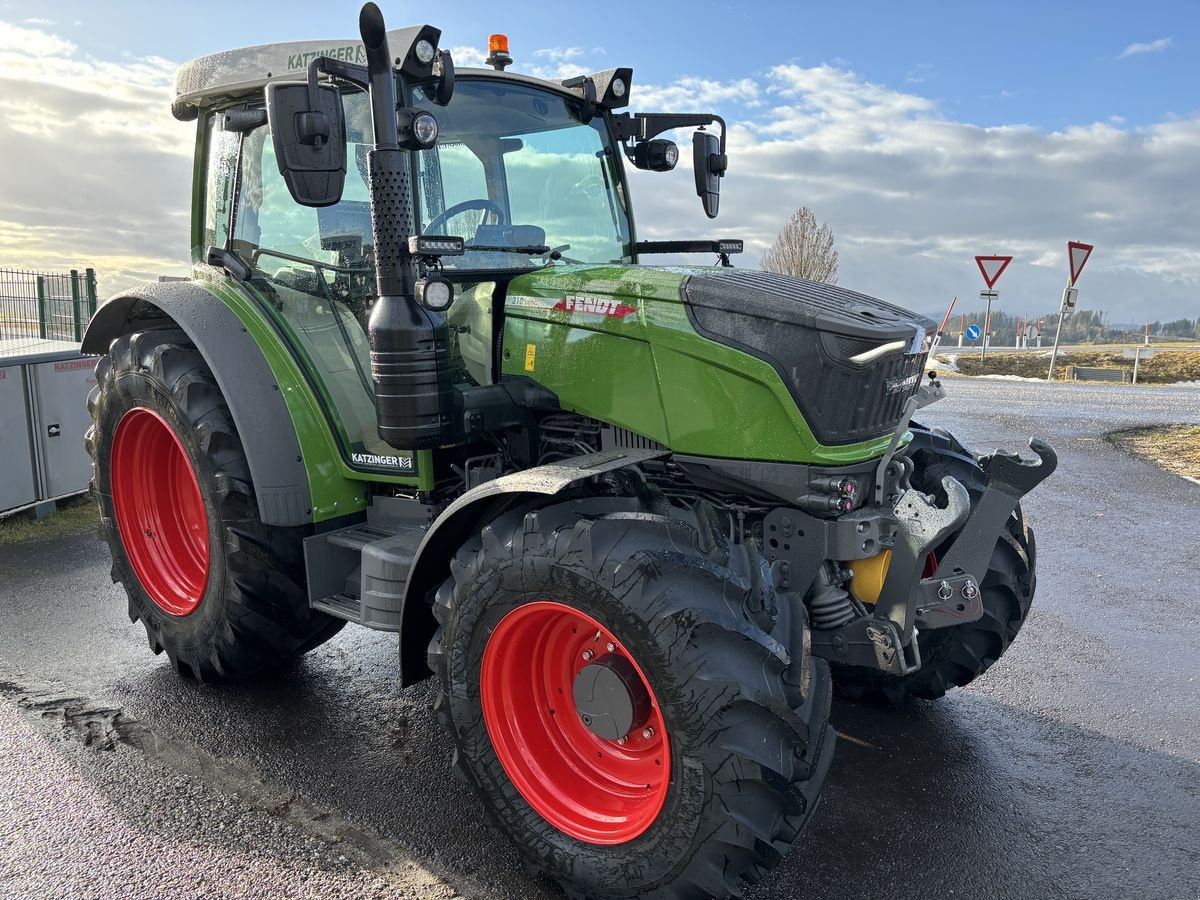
[481,601,670,844]
[110,408,209,616]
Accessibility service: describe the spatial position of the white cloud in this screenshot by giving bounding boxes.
[446,44,488,68]
[533,46,584,63]
[0,20,191,291]
[1118,37,1173,59]
[448,43,592,79]
[0,19,1194,323]
[628,64,1200,321]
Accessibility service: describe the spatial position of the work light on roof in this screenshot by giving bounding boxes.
[414,38,436,64]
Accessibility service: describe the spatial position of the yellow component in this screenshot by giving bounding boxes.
[524,342,537,372]
[848,549,892,605]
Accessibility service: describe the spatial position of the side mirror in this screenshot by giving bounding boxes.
[692,131,726,219]
[266,82,346,208]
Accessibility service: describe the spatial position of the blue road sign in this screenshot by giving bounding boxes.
[966,324,981,341]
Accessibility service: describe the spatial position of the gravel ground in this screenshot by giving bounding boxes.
[0,692,456,899]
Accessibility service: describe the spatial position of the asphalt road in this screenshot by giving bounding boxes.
[2,378,1198,899]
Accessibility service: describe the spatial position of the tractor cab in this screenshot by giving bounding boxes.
[181,24,724,474]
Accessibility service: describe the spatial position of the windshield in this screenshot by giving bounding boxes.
[411,78,633,271]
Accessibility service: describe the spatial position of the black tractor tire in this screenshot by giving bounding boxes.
[85,328,343,680]
[833,429,1036,703]
[427,496,834,900]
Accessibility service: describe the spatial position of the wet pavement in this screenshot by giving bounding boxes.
[1,378,1198,899]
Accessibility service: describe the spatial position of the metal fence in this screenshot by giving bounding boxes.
[0,267,98,355]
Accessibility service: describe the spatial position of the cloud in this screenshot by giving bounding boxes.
[533,47,584,63]
[629,64,1200,321]
[447,42,595,80]
[904,62,934,86]
[1118,37,1173,59]
[0,19,1194,323]
[0,20,192,291]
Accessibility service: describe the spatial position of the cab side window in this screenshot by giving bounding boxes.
[201,116,239,255]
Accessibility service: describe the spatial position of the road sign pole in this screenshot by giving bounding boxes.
[1047,295,1067,381]
[1049,240,1094,381]
[981,294,994,362]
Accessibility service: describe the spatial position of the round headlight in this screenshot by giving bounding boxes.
[664,143,679,169]
[421,278,453,310]
[611,77,626,99]
[412,111,439,147]
[414,39,436,64]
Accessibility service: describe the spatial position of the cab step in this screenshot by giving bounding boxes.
[303,497,432,631]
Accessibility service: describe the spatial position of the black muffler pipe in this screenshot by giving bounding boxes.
[361,2,454,450]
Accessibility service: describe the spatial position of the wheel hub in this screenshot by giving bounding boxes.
[110,407,209,616]
[479,601,670,844]
[573,654,651,741]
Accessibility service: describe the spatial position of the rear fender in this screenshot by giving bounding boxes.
[83,280,360,526]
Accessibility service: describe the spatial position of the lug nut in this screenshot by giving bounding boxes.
[606,642,616,652]
[617,736,628,745]
[642,727,655,739]
[582,649,594,661]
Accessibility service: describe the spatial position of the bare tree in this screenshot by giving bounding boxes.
[760,207,839,284]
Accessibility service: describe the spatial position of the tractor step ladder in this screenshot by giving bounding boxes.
[303,500,431,631]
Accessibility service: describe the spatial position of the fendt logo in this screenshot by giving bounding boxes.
[884,372,922,396]
[351,452,413,470]
[553,295,638,319]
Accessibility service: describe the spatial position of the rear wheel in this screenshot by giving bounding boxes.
[86,328,343,679]
[833,429,1036,702]
[428,497,834,900]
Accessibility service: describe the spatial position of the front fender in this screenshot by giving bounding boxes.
[397,448,667,684]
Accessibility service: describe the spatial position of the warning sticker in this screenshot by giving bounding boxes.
[524,343,537,372]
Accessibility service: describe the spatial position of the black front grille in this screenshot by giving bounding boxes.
[803,350,928,443]
[683,271,934,445]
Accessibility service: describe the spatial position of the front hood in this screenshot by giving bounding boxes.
[684,267,936,346]
[506,264,937,447]
[681,269,935,445]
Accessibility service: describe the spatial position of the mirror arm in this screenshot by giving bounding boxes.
[613,112,726,150]
[305,57,371,107]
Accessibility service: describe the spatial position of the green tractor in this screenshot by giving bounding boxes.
[83,5,1055,897]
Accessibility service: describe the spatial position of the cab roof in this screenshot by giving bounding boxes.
[172,30,585,120]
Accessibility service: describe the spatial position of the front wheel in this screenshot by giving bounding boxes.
[428,498,834,900]
[86,328,343,680]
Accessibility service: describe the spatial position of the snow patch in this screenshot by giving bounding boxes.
[975,374,1051,383]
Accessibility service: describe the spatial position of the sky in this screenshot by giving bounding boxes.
[0,1,1197,325]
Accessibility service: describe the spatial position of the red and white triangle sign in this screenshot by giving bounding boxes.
[975,255,1013,289]
[1068,241,1094,286]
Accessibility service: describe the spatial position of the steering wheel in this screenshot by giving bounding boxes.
[426,198,506,235]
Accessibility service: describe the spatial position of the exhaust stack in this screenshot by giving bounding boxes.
[360,2,454,450]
